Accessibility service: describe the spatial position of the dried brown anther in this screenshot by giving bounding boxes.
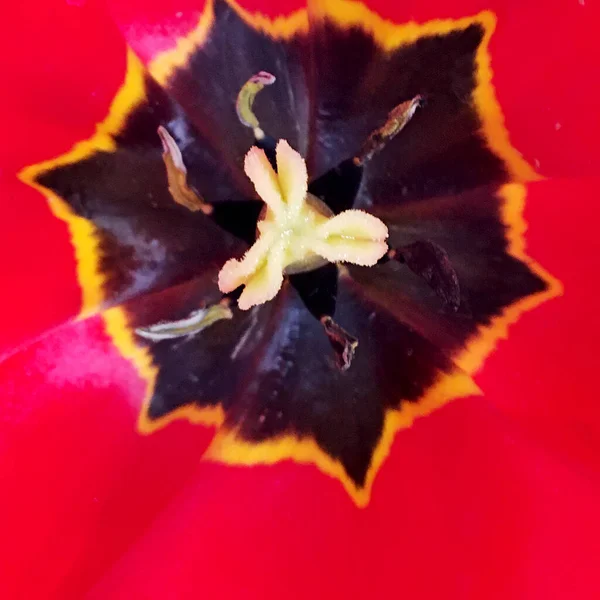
[321,315,358,371]
[158,126,213,215]
[390,240,461,311]
[354,95,423,166]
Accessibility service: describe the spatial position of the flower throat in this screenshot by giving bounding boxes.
[137,72,460,371]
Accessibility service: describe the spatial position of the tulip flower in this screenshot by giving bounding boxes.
[1,0,600,598]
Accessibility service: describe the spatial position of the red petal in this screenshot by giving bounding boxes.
[310,0,600,178]
[3,320,600,598]
[88,400,600,599]
[4,2,600,597]
[489,0,600,179]
[0,0,128,353]
[478,176,600,474]
[0,317,214,598]
[2,2,125,168]
[0,176,79,356]
[106,0,308,63]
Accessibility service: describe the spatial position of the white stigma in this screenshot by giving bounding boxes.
[218,140,389,310]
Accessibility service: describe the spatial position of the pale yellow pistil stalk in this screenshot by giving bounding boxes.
[218,140,389,310]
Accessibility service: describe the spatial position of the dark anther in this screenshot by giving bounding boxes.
[321,316,358,371]
[416,94,428,108]
[290,266,358,370]
[354,95,423,166]
[390,240,461,311]
[158,126,213,215]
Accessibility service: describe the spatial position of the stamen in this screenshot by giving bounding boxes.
[321,316,358,371]
[354,95,423,166]
[136,301,233,341]
[218,140,389,310]
[235,71,276,141]
[389,240,461,311]
[158,126,213,215]
[290,265,358,369]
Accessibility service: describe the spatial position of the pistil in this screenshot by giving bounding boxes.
[217,140,389,310]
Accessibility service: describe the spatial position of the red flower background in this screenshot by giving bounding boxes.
[1,0,600,598]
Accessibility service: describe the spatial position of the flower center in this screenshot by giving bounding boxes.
[217,139,389,310]
[148,71,460,370]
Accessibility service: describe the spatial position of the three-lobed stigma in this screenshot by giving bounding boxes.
[217,140,389,310]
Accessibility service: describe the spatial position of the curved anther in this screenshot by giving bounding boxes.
[158,126,213,215]
[235,71,276,141]
[389,240,461,311]
[321,315,358,371]
[136,299,233,341]
[354,95,423,166]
